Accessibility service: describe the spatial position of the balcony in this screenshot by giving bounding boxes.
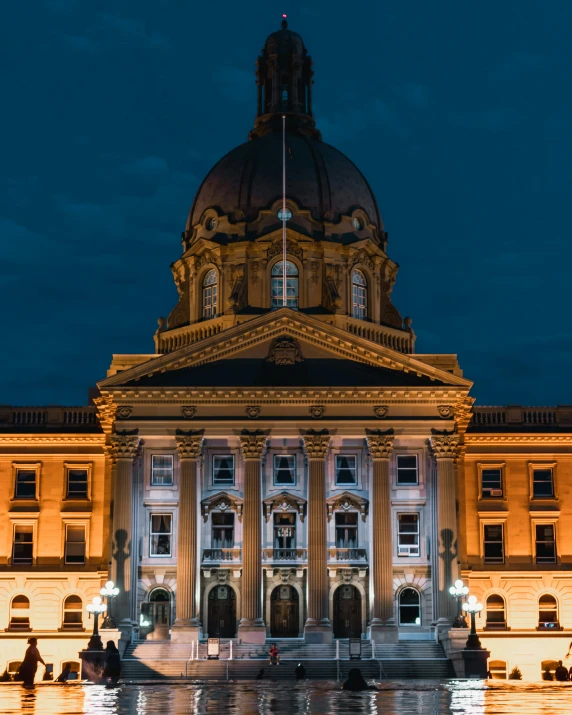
[470,405,572,430]
[263,548,307,563]
[202,548,241,563]
[329,547,368,563]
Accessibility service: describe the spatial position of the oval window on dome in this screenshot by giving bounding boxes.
[206,217,217,231]
[353,217,363,231]
[271,260,298,310]
[277,208,292,222]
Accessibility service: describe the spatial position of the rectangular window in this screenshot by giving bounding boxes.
[211,513,234,548]
[533,469,554,498]
[274,513,296,550]
[66,469,88,499]
[536,524,556,563]
[483,524,504,564]
[213,455,235,486]
[398,514,420,556]
[12,525,33,564]
[273,455,296,486]
[335,455,357,485]
[335,512,358,548]
[64,525,86,565]
[150,514,172,557]
[481,468,503,498]
[151,455,174,486]
[396,455,418,485]
[14,469,36,499]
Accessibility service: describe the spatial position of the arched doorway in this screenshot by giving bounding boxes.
[270,585,299,638]
[333,584,361,638]
[141,588,171,640]
[207,585,236,638]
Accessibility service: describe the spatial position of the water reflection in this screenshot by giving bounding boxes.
[1,681,572,715]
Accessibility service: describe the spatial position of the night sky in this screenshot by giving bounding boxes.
[2,1,571,407]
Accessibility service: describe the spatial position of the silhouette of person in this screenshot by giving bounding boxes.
[56,665,71,683]
[103,641,121,686]
[0,669,10,682]
[256,668,265,680]
[542,668,553,681]
[269,643,280,665]
[342,668,377,691]
[295,663,306,680]
[16,638,45,686]
[554,660,569,681]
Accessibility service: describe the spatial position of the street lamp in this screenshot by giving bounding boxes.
[449,579,469,627]
[100,580,120,628]
[462,594,483,648]
[86,596,107,650]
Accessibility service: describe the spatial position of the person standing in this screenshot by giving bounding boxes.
[554,660,569,681]
[16,638,45,686]
[103,641,121,686]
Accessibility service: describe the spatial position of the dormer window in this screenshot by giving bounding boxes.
[351,269,367,320]
[202,269,218,320]
[271,261,298,309]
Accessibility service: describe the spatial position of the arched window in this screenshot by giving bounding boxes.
[62,595,83,630]
[10,595,30,630]
[351,269,367,320]
[538,594,559,628]
[485,594,506,629]
[398,587,421,626]
[271,261,298,309]
[61,661,81,681]
[202,269,218,320]
[489,660,507,679]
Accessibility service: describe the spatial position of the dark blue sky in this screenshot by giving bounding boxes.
[2,1,571,406]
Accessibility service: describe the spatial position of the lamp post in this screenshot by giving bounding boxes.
[86,596,107,650]
[100,580,120,629]
[462,595,483,649]
[449,579,469,628]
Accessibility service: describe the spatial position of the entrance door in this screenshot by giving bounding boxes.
[270,585,299,638]
[333,584,361,638]
[207,585,236,638]
[144,588,171,640]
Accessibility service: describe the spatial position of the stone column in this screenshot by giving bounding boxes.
[107,433,140,631]
[366,432,398,643]
[303,431,332,644]
[431,433,460,628]
[237,431,268,644]
[171,432,204,642]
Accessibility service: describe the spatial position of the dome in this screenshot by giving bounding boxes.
[187,132,383,235]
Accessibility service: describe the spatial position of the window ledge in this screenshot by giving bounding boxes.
[9,501,39,513]
[61,501,92,513]
[58,627,86,633]
[537,625,563,631]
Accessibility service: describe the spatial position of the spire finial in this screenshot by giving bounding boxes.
[281,13,288,29]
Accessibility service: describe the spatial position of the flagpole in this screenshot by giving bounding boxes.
[282,114,287,307]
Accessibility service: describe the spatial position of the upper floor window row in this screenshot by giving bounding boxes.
[479,465,555,500]
[13,466,90,501]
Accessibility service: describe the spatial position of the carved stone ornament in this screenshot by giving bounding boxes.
[239,431,268,459]
[245,405,261,419]
[263,491,307,522]
[366,433,394,459]
[373,405,389,419]
[107,432,141,462]
[267,336,303,365]
[216,569,229,584]
[181,405,197,419]
[116,405,133,420]
[175,433,204,460]
[437,405,455,419]
[303,431,331,459]
[430,432,460,460]
[326,491,369,522]
[268,239,302,259]
[280,569,291,584]
[201,492,244,522]
[309,405,326,419]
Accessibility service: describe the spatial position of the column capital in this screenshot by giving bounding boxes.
[303,430,331,460]
[430,431,460,460]
[239,430,268,460]
[106,432,140,463]
[175,431,204,460]
[366,430,395,460]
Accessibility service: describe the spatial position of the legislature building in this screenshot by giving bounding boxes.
[0,21,571,682]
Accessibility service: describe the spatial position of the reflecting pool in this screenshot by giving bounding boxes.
[3,680,572,714]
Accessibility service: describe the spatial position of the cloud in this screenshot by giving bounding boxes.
[121,156,170,178]
[447,107,517,132]
[494,52,544,82]
[315,97,409,144]
[95,12,171,50]
[399,83,430,108]
[0,219,51,260]
[213,66,255,103]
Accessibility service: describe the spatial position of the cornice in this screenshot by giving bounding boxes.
[0,435,104,447]
[465,434,572,445]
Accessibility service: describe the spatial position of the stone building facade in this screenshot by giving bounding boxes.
[0,20,570,681]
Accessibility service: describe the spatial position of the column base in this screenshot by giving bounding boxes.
[462,647,490,678]
[238,620,266,644]
[171,619,202,643]
[369,623,399,644]
[304,621,333,644]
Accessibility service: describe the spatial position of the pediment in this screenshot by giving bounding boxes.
[98,308,471,391]
[326,491,369,522]
[263,491,307,522]
[201,491,243,522]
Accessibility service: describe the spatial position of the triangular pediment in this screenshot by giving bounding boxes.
[98,308,471,391]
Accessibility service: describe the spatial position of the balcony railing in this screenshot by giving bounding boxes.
[471,406,570,428]
[263,548,308,563]
[202,548,241,563]
[0,406,100,430]
[329,548,368,562]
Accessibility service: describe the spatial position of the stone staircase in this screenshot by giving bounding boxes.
[121,639,454,680]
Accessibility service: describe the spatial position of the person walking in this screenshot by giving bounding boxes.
[342,668,378,691]
[103,641,121,686]
[16,638,45,686]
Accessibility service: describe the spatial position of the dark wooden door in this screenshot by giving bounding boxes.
[270,586,299,638]
[333,585,361,638]
[208,585,236,638]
